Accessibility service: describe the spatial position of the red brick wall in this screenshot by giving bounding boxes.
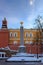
[0,29,9,48]
[9,44,42,54]
[25,44,42,54]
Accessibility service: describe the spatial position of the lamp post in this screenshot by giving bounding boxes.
[36,37,38,58]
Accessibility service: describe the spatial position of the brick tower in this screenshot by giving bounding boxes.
[0,18,9,48]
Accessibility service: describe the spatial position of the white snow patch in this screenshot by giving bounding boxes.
[19,45,26,47]
[7,57,41,61]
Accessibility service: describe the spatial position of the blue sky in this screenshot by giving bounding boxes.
[0,0,43,29]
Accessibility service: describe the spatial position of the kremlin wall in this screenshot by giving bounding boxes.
[0,18,43,54]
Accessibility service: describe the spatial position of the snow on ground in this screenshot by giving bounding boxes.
[19,45,26,47]
[6,53,43,62]
[41,57,43,63]
[7,56,41,62]
[12,53,34,57]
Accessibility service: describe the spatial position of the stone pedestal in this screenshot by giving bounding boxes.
[18,45,26,53]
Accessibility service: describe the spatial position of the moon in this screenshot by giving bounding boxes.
[30,0,33,5]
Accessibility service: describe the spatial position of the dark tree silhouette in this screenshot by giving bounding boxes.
[34,15,43,58]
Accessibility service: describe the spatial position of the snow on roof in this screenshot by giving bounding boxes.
[4,46,10,50]
[0,52,6,54]
[0,48,5,50]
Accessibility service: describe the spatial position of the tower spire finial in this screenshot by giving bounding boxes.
[4,17,6,21]
[2,17,7,29]
[20,21,23,26]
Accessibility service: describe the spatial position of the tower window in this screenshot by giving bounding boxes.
[10,32,13,37]
[14,32,17,37]
[2,54,4,57]
[29,33,33,38]
[25,32,29,38]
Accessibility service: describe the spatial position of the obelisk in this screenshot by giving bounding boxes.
[20,22,24,45]
[19,22,26,53]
